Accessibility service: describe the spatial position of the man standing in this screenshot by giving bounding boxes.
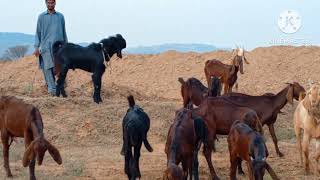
[33,0,67,96]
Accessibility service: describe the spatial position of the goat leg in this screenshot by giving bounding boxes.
[265,162,280,180]
[203,144,220,180]
[91,74,100,104]
[1,133,13,177]
[315,139,320,175]
[134,143,142,179]
[124,145,132,179]
[192,147,200,180]
[229,155,238,180]
[29,158,36,180]
[294,124,303,166]
[97,73,103,103]
[268,124,283,157]
[56,67,68,98]
[302,134,311,175]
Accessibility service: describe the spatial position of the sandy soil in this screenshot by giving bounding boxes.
[0,45,320,179]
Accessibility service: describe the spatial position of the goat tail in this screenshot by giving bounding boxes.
[127,95,135,108]
[178,77,185,85]
[143,133,153,152]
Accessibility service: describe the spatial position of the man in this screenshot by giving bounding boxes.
[33,0,67,96]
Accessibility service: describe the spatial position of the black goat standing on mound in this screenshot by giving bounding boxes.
[121,95,153,180]
[52,34,126,103]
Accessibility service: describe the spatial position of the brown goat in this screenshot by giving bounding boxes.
[224,82,305,157]
[0,96,62,180]
[228,121,279,180]
[164,107,213,180]
[193,97,264,176]
[204,48,249,94]
[294,84,320,174]
[178,77,221,108]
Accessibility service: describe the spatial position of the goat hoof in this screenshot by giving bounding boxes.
[62,93,68,98]
[238,171,245,175]
[120,149,125,156]
[56,91,60,97]
[213,175,220,180]
[277,152,284,157]
[7,174,13,178]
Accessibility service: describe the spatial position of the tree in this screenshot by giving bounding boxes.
[1,45,29,61]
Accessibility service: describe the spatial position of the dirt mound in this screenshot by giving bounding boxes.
[1,46,319,100]
[0,45,320,179]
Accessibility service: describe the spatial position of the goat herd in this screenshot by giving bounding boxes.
[0,35,320,180]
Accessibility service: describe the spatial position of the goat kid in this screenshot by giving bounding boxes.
[228,121,279,180]
[0,96,62,180]
[121,95,153,180]
[164,107,209,180]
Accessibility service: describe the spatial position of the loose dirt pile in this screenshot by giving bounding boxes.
[0,45,319,179]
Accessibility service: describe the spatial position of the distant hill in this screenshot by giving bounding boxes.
[0,32,226,58]
[0,32,35,57]
[124,43,220,54]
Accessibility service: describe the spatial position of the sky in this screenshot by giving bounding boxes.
[0,0,319,49]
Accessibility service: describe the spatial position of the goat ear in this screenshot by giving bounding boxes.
[22,141,36,167]
[303,95,311,110]
[46,140,62,165]
[286,85,294,105]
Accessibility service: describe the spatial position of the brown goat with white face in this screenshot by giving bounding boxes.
[294,83,320,175]
[0,96,62,180]
[204,48,249,94]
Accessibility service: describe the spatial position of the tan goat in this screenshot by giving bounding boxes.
[294,84,320,174]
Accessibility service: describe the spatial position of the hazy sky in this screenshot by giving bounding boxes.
[0,0,319,49]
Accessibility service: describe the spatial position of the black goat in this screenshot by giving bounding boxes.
[121,95,153,180]
[52,34,126,103]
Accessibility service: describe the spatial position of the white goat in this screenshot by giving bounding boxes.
[294,83,320,174]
